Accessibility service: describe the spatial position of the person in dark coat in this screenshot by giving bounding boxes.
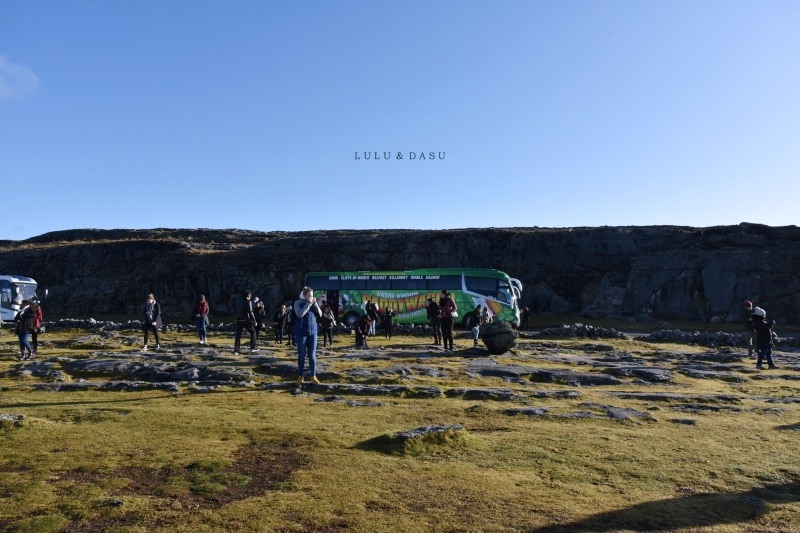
[744,300,756,357]
[439,291,458,353]
[233,290,257,355]
[13,300,36,360]
[355,314,371,349]
[751,307,777,369]
[253,297,266,344]
[142,293,162,351]
[319,304,336,347]
[425,298,442,346]
[384,308,395,339]
[273,304,287,344]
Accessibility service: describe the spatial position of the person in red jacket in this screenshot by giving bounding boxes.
[30,299,44,355]
[195,294,210,345]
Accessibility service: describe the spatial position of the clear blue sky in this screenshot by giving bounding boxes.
[1,1,798,240]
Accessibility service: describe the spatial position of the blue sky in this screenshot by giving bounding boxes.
[1,1,798,240]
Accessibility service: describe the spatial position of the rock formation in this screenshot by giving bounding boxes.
[1,223,799,324]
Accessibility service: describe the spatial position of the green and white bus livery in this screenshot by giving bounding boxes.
[305,269,522,329]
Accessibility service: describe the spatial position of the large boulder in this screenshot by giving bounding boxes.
[480,321,518,355]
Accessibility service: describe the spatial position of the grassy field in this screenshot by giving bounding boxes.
[0,327,798,532]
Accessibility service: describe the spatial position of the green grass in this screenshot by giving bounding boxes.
[0,328,798,532]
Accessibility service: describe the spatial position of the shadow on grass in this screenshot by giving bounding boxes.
[530,479,800,532]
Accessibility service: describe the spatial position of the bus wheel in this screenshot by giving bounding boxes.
[462,313,475,330]
[342,312,360,329]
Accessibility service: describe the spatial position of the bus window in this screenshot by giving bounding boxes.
[307,275,339,290]
[465,276,499,299]
[1,289,10,308]
[497,281,513,304]
[369,278,392,289]
[427,275,462,291]
[392,278,427,290]
[340,279,366,290]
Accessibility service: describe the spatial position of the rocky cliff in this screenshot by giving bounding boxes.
[1,224,798,324]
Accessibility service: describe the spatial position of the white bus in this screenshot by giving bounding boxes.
[0,275,39,322]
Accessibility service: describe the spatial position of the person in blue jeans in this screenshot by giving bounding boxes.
[14,300,35,360]
[294,286,322,386]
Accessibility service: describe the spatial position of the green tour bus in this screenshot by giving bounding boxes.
[305,268,522,329]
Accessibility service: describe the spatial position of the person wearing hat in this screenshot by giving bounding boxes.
[744,300,756,357]
[751,307,777,369]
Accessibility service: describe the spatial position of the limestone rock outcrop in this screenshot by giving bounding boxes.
[1,223,799,324]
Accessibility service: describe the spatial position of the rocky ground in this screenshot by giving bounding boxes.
[4,326,799,425]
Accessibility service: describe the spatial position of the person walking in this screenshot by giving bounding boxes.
[13,300,35,360]
[273,304,287,344]
[30,299,43,355]
[233,290,258,355]
[294,287,322,386]
[142,293,162,351]
[319,303,336,347]
[195,294,210,344]
[752,307,778,369]
[439,291,458,353]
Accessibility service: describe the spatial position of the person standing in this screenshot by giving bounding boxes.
[195,294,210,344]
[30,299,43,355]
[253,297,266,345]
[234,290,258,355]
[752,307,778,369]
[365,300,379,336]
[439,291,457,353]
[384,307,395,339]
[13,300,35,360]
[142,293,162,351]
[294,287,322,385]
[425,298,442,346]
[520,306,531,330]
[285,303,296,348]
[319,303,336,347]
[744,300,756,357]
[273,304,287,344]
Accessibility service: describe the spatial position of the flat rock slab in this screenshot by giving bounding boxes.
[466,359,624,386]
[601,365,673,382]
[579,402,655,421]
[32,381,183,393]
[608,392,743,404]
[677,368,746,383]
[445,388,524,401]
[268,382,443,399]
